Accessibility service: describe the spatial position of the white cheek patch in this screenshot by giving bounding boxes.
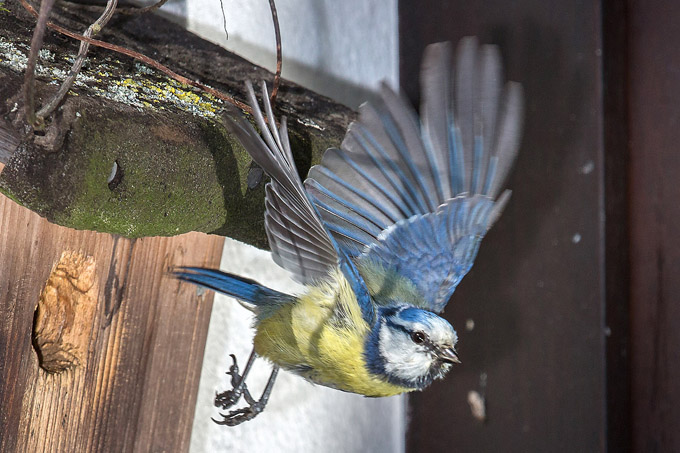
[379,323,432,381]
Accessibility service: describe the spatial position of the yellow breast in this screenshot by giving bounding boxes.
[252,269,412,397]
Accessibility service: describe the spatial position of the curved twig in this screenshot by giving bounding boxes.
[24,0,58,129]
[117,0,169,15]
[37,0,119,119]
[59,0,170,16]
[268,0,282,106]
[218,0,229,40]
[19,0,253,114]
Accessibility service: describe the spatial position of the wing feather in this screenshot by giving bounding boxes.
[306,38,523,312]
[223,81,338,284]
[224,81,378,324]
[454,37,477,194]
[487,82,524,198]
[225,38,522,315]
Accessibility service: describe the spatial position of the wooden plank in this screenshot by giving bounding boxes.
[0,192,223,452]
[629,0,680,451]
[601,1,632,451]
[400,1,609,451]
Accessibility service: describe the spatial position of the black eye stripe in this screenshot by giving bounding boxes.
[384,317,409,333]
[384,318,435,347]
[385,318,422,336]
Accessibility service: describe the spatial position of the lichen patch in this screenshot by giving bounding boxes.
[0,36,222,118]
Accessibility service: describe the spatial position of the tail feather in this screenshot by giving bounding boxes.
[173,267,293,306]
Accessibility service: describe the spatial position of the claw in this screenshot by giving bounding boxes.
[227,354,239,380]
[214,353,253,410]
[215,381,255,410]
[211,357,280,426]
[212,404,265,426]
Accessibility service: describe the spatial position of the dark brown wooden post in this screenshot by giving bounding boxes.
[629,0,680,451]
[402,1,680,452]
[400,1,620,451]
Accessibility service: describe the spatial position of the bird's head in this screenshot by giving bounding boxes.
[364,305,460,390]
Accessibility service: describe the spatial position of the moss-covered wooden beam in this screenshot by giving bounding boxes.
[0,1,355,246]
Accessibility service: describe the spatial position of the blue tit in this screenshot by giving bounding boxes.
[174,37,523,425]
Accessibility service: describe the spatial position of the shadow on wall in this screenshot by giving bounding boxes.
[155,0,189,28]
[199,37,384,109]
[157,2,383,109]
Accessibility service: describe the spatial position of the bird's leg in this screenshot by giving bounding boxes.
[226,354,257,404]
[214,350,257,410]
[213,365,280,426]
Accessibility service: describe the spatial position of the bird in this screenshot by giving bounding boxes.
[174,37,523,426]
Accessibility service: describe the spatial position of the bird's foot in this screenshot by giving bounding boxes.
[211,401,266,426]
[214,354,254,410]
[212,364,279,426]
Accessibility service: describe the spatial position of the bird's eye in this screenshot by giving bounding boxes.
[410,331,427,344]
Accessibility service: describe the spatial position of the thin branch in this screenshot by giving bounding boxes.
[24,0,58,129]
[268,0,282,106]
[37,0,119,119]
[117,0,169,16]
[19,0,253,114]
[59,0,170,16]
[218,0,229,40]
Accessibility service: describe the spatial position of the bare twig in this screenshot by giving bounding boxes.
[24,0,58,129]
[37,0,119,119]
[218,0,229,40]
[117,0,169,15]
[268,0,282,106]
[60,0,169,15]
[19,0,253,114]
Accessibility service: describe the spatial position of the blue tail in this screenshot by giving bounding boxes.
[173,267,293,306]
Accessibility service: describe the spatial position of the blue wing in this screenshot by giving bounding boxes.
[305,38,524,312]
[223,81,376,324]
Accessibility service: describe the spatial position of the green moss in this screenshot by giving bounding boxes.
[207,118,341,247]
[0,185,23,205]
[57,113,228,237]
[202,120,268,246]
[0,104,345,241]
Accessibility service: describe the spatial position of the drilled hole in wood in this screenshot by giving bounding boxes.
[247,162,264,189]
[108,160,123,190]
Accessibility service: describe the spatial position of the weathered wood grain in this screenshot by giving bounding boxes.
[0,192,224,452]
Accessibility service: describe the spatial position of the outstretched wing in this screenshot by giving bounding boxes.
[224,81,375,323]
[224,81,337,284]
[305,38,523,312]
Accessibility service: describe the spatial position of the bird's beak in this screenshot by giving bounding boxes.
[438,347,461,364]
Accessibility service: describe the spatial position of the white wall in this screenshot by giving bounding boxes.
[159,1,404,452]
[163,0,398,108]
